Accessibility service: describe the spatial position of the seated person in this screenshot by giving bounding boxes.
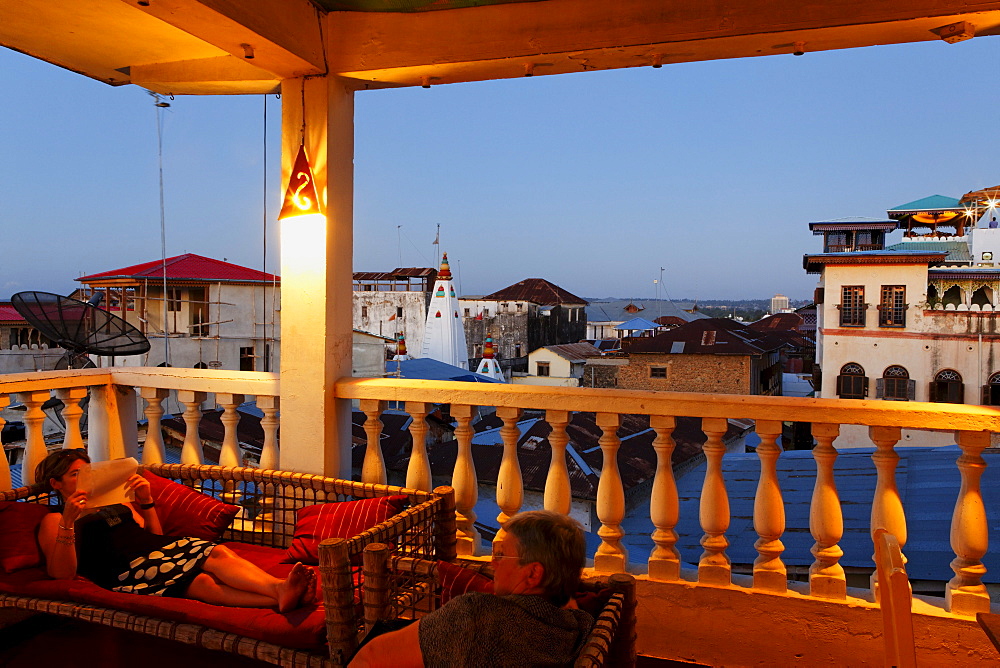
[350,509,593,668]
[35,448,314,611]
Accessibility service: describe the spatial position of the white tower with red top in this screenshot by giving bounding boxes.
[420,253,469,369]
[475,336,506,381]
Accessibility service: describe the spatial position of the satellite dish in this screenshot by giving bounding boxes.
[12,291,151,367]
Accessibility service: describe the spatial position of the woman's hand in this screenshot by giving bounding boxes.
[125,474,153,504]
[62,489,88,524]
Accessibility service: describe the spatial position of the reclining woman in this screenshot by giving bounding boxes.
[36,448,314,612]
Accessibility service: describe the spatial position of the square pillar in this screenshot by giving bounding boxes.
[279,74,355,477]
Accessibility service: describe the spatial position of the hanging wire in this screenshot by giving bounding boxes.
[151,92,171,366]
[262,93,270,372]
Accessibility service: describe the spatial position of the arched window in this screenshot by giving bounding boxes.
[971,286,993,308]
[942,286,962,307]
[930,369,963,404]
[983,372,1000,406]
[836,363,867,399]
[878,365,913,401]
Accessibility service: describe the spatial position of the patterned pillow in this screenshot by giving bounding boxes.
[0,501,53,573]
[437,560,494,604]
[141,471,240,541]
[285,496,408,564]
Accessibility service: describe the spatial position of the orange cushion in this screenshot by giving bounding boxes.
[141,471,239,540]
[285,496,408,564]
[0,501,52,573]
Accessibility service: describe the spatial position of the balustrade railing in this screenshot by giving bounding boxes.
[2,368,997,622]
[337,376,1000,618]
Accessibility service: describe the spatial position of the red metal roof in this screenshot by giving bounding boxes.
[77,254,279,284]
[0,304,26,323]
[624,318,785,356]
[483,278,587,305]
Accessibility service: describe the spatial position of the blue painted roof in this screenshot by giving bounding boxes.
[384,358,501,383]
[886,240,970,263]
[619,445,1000,582]
[888,195,962,212]
[616,317,659,331]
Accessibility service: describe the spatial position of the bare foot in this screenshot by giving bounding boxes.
[301,567,317,607]
[277,562,310,613]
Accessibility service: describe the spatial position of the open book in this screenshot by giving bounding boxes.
[76,457,139,507]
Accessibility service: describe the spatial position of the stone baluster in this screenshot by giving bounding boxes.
[869,425,906,593]
[698,417,732,585]
[0,395,10,491]
[450,404,481,556]
[753,420,786,592]
[360,399,387,485]
[405,402,431,491]
[543,409,571,515]
[946,430,991,615]
[56,387,88,451]
[140,388,169,465]
[18,391,50,486]
[494,406,524,548]
[216,393,246,468]
[257,396,280,470]
[177,390,207,465]
[809,423,846,599]
[595,412,628,573]
[648,415,681,581]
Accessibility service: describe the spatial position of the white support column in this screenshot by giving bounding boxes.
[216,393,246,468]
[257,395,280,470]
[56,387,88,451]
[947,430,991,615]
[88,385,137,462]
[451,403,481,556]
[405,401,432,491]
[594,412,627,573]
[18,390,50,486]
[752,420,786,592]
[809,423,846,599]
[869,425,906,594]
[279,75,355,477]
[177,390,207,465]
[698,417,732,585]
[140,387,170,465]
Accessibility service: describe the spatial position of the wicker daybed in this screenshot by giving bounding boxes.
[360,543,637,667]
[0,463,456,667]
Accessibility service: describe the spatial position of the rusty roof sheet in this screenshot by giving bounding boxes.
[749,312,804,332]
[353,268,437,281]
[623,318,785,356]
[542,342,604,361]
[483,278,587,305]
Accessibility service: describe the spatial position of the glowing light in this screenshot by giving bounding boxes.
[279,145,322,221]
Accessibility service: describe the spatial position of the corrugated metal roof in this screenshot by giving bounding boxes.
[353,268,436,281]
[624,318,785,356]
[886,240,971,263]
[542,342,604,361]
[809,218,897,234]
[483,278,587,305]
[616,317,659,331]
[586,299,708,324]
[384,358,501,383]
[78,254,279,284]
[888,194,963,212]
[0,304,26,323]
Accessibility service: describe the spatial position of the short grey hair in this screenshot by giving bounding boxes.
[504,510,586,606]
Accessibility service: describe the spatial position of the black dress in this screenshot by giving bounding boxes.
[74,504,216,596]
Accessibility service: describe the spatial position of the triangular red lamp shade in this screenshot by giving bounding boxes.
[279,145,321,220]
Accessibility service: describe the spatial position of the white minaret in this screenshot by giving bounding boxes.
[475,336,506,382]
[420,253,469,369]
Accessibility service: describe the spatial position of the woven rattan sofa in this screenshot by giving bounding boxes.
[0,463,456,667]
[360,543,637,667]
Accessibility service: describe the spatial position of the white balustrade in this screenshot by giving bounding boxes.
[451,403,481,556]
[594,412,627,573]
[648,415,680,581]
[216,393,246,468]
[0,394,10,491]
[752,420,786,592]
[405,401,431,491]
[360,399,387,485]
[55,387,87,451]
[809,423,846,599]
[869,425,906,594]
[177,390,207,465]
[140,387,169,465]
[698,417,731,585]
[257,395,280,470]
[18,390,50,487]
[946,430,991,615]
[494,406,523,548]
[543,409,571,515]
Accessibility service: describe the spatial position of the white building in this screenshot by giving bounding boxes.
[805,189,1000,447]
[513,342,604,387]
[353,267,436,347]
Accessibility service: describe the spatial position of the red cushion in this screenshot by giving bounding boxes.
[141,471,239,541]
[437,560,494,604]
[285,496,408,564]
[0,501,52,573]
[0,543,328,650]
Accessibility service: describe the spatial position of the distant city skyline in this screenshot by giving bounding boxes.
[2,36,998,303]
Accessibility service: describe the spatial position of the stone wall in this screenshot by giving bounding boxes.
[617,353,750,394]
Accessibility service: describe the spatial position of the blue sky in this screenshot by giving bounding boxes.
[1,36,997,302]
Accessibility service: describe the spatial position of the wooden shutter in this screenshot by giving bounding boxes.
[907,379,916,401]
[955,382,965,404]
[836,374,844,397]
[814,288,825,305]
[876,378,884,399]
[863,376,870,397]
[928,381,938,402]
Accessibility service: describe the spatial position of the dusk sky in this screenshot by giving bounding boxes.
[2,36,998,302]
